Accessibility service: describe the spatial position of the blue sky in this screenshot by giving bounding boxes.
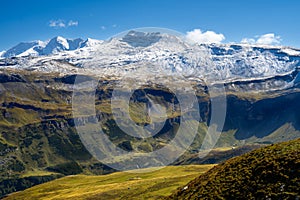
[0,0,300,50]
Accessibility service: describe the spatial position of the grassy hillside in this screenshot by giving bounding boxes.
[168,138,300,199]
[3,164,215,200]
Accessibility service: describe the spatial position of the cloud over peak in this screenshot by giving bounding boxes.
[49,20,66,28]
[241,33,281,45]
[49,20,78,28]
[68,20,78,27]
[186,29,225,44]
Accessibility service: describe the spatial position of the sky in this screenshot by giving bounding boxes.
[0,0,300,51]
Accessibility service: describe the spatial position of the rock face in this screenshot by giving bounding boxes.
[121,31,162,47]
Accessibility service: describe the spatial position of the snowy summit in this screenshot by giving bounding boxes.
[0,31,300,91]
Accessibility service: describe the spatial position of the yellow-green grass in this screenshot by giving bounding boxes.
[4,164,215,200]
[168,138,300,199]
[20,170,60,178]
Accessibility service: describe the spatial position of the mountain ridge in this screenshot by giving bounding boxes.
[1,31,300,94]
[1,36,102,58]
[2,31,300,58]
[1,31,299,80]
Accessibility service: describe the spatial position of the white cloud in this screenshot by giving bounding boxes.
[49,19,78,28]
[49,20,66,28]
[241,33,281,45]
[256,33,281,45]
[186,29,225,44]
[101,26,106,30]
[68,20,78,27]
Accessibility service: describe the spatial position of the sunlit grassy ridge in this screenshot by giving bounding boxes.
[168,138,300,199]
[4,165,215,200]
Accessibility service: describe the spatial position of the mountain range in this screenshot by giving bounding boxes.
[1,31,300,93]
[0,37,102,58]
[0,31,300,197]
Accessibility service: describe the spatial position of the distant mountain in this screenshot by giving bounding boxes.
[1,36,102,58]
[2,41,45,58]
[168,138,300,199]
[42,36,83,55]
[80,38,103,48]
[1,31,300,92]
[0,51,5,57]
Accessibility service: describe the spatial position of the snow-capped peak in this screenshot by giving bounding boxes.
[0,51,5,58]
[1,30,300,93]
[2,40,44,58]
[57,36,69,48]
[81,38,103,47]
[0,36,102,58]
[42,36,70,55]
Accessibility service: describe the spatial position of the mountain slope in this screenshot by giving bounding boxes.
[168,138,300,199]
